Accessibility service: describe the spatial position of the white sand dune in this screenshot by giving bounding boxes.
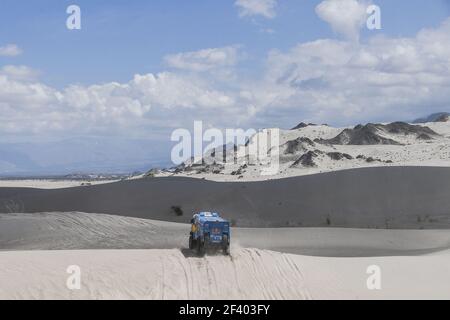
[2,212,450,257]
[0,179,118,189]
[0,212,449,299]
[0,212,187,251]
[0,248,449,300]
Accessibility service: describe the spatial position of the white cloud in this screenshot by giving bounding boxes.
[256,18,450,124]
[0,65,39,81]
[235,0,278,19]
[0,44,23,57]
[0,69,239,136]
[316,0,370,41]
[164,46,241,72]
[2,18,450,137]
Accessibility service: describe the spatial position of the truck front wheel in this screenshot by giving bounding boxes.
[189,235,196,250]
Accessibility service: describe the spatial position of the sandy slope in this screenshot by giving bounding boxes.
[1,212,450,256]
[0,213,449,299]
[0,248,449,300]
[2,167,450,229]
[0,179,119,189]
[0,212,187,251]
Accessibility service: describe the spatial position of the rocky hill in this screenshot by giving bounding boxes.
[153,114,450,181]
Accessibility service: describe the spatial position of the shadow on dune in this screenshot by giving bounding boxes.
[1,167,450,229]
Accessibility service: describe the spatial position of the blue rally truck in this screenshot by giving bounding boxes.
[189,212,230,256]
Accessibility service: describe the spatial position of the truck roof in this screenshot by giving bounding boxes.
[195,212,228,223]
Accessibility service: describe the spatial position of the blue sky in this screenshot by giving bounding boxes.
[1,0,450,174]
[1,0,449,87]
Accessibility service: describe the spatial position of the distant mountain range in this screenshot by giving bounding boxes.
[0,137,171,177]
[1,112,449,178]
[413,112,450,123]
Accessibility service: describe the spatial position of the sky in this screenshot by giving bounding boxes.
[1,0,450,174]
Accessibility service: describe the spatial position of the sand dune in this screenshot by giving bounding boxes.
[0,179,118,189]
[0,212,449,299]
[0,212,186,251]
[1,167,450,228]
[1,166,450,300]
[1,212,449,257]
[0,248,449,300]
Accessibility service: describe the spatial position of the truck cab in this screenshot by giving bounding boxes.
[189,212,230,256]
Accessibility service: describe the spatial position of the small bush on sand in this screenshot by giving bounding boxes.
[171,206,183,216]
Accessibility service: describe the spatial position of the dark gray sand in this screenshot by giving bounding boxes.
[1,167,450,228]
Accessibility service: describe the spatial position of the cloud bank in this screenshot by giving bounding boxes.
[2,14,450,139]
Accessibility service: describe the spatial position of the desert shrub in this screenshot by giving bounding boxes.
[171,206,183,216]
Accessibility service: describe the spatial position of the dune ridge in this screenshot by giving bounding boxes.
[1,167,450,228]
